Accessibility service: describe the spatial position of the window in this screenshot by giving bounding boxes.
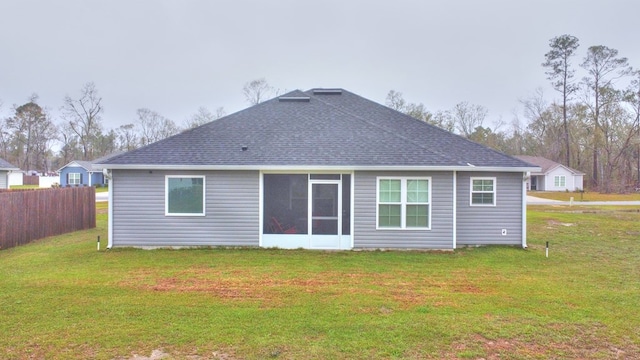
[377,177,430,229]
[165,176,205,216]
[470,177,496,206]
[554,175,566,187]
[68,173,81,185]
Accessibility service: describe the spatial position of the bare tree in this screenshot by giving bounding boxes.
[580,45,632,187]
[0,100,8,159]
[115,124,139,151]
[626,70,640,185]
[385,90,435,124]
[184,106,226,129]
[453,102,488,137]
[61,82,104,160]
[385,90,407,111]
[58,122,82,166]
[137,108,180,146]
[543,34,580,167]
[243,78,275,105]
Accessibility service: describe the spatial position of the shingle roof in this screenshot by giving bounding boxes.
[0,157,19,170]
[60,152,127,172]
[514,156,584,175]
[99,88,535,170]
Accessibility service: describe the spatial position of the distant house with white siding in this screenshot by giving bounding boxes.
[515,156,584,192]
[0,158,20,189]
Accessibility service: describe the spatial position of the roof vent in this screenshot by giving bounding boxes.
[241,145,248,151]
[278,96,310,102]
[313,89,342,95]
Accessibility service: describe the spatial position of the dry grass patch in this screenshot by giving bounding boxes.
[121,267,492,310]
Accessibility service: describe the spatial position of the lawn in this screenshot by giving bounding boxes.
[529,191,640,202]
[0,203,639,359]
[9,185,109,193]
[8,185,40,189]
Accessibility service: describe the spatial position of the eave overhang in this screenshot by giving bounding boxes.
[94,164,541,173]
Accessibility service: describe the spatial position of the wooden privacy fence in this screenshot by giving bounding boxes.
[23,175,39,186]
[0,187,96,250]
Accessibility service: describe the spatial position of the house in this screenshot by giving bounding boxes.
[58,152,122,187]
[515,156,584,192]
[0,158,20,189]
[96,88,539,250]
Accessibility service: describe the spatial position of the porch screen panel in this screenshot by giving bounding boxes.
[263,174,308,234]
[342,174,351,235]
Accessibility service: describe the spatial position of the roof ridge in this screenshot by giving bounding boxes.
[306,89,467,166]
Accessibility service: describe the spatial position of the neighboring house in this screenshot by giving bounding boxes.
[0,158,20,189]
[515,156,584,192]
[59,152,122,187]
[96,88,539,250]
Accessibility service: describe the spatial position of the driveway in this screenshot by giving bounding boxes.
[96,192,108,202]
[527,195,640,206]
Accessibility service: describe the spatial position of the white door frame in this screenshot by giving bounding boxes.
[308,179,342,248]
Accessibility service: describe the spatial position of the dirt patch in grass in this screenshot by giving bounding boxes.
[546,219,575,227]
[120,348,238,360]
[120,268,490,308]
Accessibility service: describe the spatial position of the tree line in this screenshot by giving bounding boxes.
[0,78,276,173]
[2,41,638,192]
[387,35,639,193]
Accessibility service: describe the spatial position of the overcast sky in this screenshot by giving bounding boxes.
[1,0,639,131]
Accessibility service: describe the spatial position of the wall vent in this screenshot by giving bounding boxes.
[278,96,310,102]
[312,89,342,95]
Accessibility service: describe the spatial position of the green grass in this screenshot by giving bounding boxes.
[9,185,109,193]
[1,204,639,359]
[530,191,640,201]
[9,185,40,189]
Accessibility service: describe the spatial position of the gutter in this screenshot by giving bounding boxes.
[95,164,541,173]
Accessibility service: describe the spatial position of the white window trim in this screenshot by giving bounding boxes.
[165,175,206,216]
[69,172,81,185]
[554,175,566,187]
[376,176,431,230]
[470,177,497,206]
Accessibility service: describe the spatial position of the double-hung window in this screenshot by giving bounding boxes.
[68,173,81,185]
[377,177,430,229]
[165,176,205,216]
[554,175,566,187]
[470,177,496,206]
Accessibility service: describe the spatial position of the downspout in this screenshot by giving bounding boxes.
[107,170,113,249]
[258,171,263,247]
[522,172,528,249]
[351,171,355,249]
[452,171,457,249]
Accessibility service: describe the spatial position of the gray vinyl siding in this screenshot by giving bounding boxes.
[111,170,260,247]
[456,172,523,246]
[0,171,7,189]
[353,171,454,249]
